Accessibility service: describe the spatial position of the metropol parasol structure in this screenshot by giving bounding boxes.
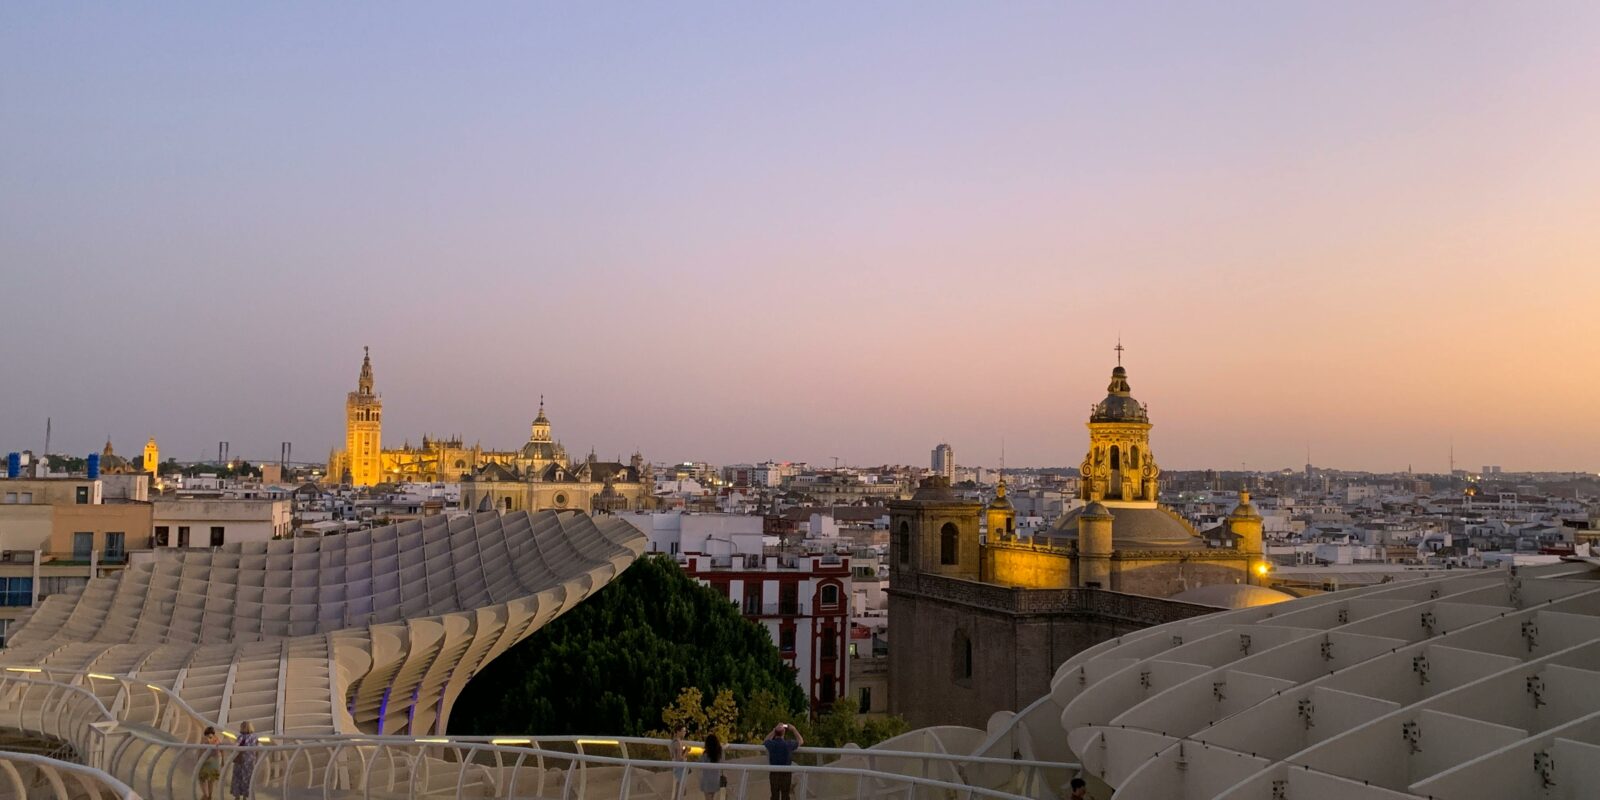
[0,509,1598,799]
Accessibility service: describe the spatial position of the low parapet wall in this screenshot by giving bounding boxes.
[892,572,1219,623]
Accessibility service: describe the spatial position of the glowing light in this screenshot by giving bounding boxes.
[415,738,450,743]
[490,738,531,745]
[87,673,117,680]
[5,667,42,673]
[1255,563,1270,576]
[258,736,272,743]
[577,739,619,747]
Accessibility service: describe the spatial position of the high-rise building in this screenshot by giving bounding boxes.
[931,443,954,481]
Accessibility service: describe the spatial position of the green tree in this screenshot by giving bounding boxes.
[797,699,909,748]
[448,555,806,736]
[658,687,741,742]
[738,688,799,743]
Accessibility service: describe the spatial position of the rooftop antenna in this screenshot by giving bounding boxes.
[44,417,51,456]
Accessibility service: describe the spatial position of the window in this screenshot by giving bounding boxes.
[210,526,225,547]
[895,522,910,565]
[779,627,796,653]
[0,577,32,607]
[1110,446,1120,471]
[104,532,125,562]
[154,526,169,547]
[858,687,872,712]
[940,522,959,565]
[73,532,93,561]
[952,629,973,683]
[19,493,30,504]
[0,618,8,647]
[821,626,837,659]
[177,527,190,548]
[779,583,799,615]
[75,486,89,505]
[820,680,835,705]
[3,493,13,504]
[744,585,762,615]
[820,584,840,607]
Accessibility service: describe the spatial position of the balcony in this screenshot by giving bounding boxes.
[741,602,804,617]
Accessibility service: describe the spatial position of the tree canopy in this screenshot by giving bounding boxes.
[448,555,807,736]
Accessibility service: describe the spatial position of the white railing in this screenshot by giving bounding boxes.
[0,669,1074,800]
[0,750,138,799]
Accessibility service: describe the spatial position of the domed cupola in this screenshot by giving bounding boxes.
[1091,365,1149,423]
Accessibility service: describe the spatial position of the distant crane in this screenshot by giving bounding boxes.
[831,456,840,470]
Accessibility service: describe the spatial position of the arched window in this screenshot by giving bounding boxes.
[821,584,840,606]
[1110,445,1120,471]
[896,521,910,565]
[951,629,973,682]
[940,522,959,565]
[1129,445,1140,469]
[500,496,512,511]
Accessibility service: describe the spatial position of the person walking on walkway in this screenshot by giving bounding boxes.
[231,720,260,800]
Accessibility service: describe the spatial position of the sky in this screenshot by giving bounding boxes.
[3,3,1599,473]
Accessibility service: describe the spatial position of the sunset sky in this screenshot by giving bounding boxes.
[3,3,1598,472]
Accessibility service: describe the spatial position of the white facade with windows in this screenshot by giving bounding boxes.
[151,498,291,546]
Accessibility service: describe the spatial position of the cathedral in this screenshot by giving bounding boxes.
[887,353,1283,727]
[326,349,654,513]
[906,354,1266,596]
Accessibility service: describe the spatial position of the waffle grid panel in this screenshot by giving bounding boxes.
[0,510,644,736]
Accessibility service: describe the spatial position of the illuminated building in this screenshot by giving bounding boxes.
[325,350,653,511]
[887,354,1287,727]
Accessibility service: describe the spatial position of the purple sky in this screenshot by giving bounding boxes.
[3,3,1598,472]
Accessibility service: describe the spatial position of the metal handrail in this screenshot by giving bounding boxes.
[0,750,139,799]
[271,732,1078,771]
[0,669,1066,800]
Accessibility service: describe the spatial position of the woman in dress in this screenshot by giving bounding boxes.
[697,734,724,800]
[198,726,222,800]
[231,720,259,800]
[669,725,690,798]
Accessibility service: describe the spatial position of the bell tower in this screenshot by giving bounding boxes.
[985,476,1016,542]
[888,477,983,581]
[142,437,160,482]
[1079,347,1161,505]
[345,347,383,486]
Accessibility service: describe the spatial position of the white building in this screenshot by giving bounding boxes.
[151,498,291,547]
[619,511,852,712]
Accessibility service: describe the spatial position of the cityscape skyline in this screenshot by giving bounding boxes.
[5,3,1599,472]
[1,343,1589,475]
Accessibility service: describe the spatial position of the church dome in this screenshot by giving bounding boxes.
[1170,584,1295,609]
[911,476,958,502]
[988,479,1014,511]
[1048,504,1202,549]
[1091,366,1149,423]
[1228,490,1261,520]
[521,441,558,460]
